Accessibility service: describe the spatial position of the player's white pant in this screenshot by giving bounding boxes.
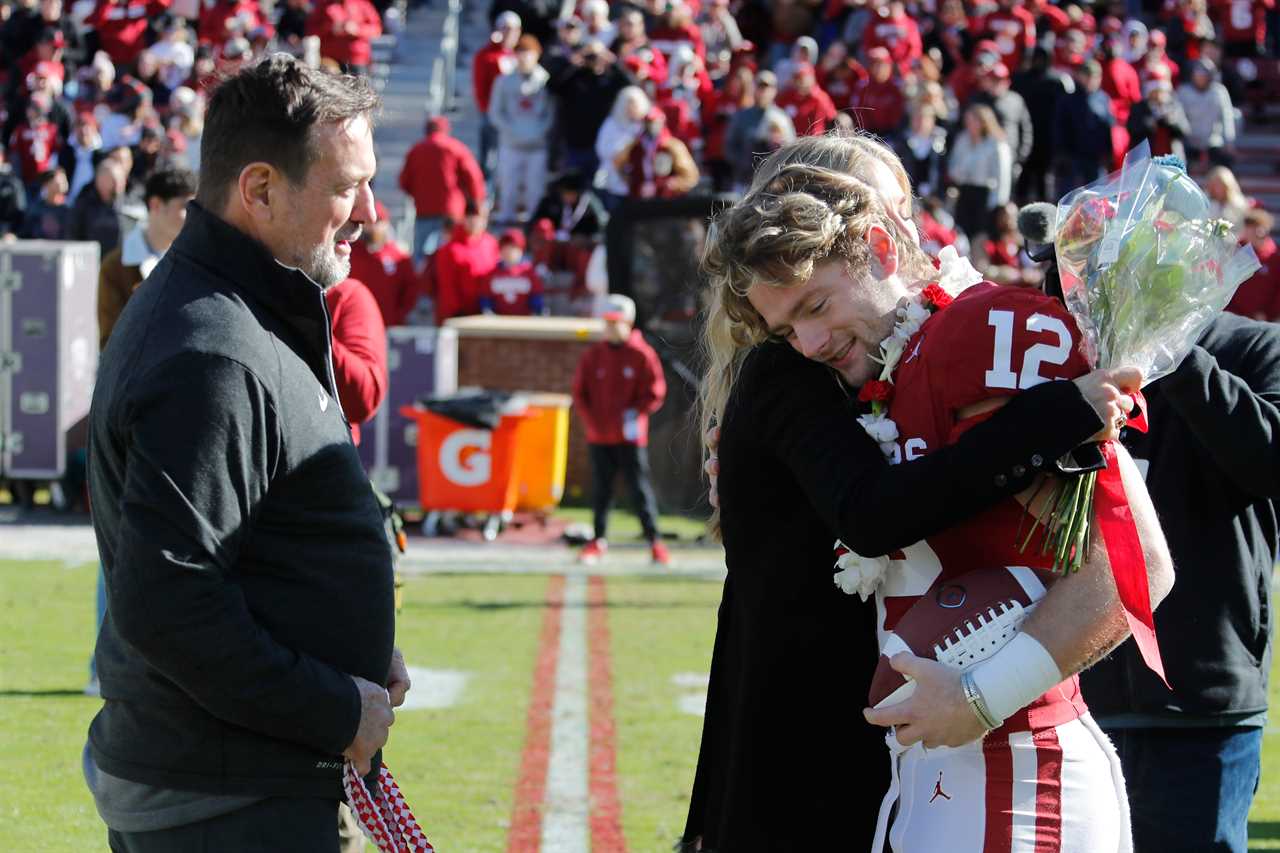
[871,714,1132,853]
[495,145,547,224]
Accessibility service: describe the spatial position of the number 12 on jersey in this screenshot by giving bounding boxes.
[984,308,1073,391]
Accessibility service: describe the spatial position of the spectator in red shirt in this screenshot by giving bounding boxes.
[612,7,669,84]
[649,1,706,63]
[198,0,264,47]
[1100,39,1142,169]
[1212,0,1273,57]
[1226,208,1280,320]
[974,0,1035,73]
[816,40,867,113]
[10,94,60,189]
[87,0,164,67]
[777,62,838,136]
[572,294,669,566]
[305,0,382,75]
[949,39,1002,107]
[472,11,521,176]
[325,277,387,446]
[350,200,425,328]
[848,49,906,139]
[398,115,486,265]
[862,0,923,77]
[431,200,499,325]
[480,229,546,316]
[1138,30,1181,91]
[1027,0,1071,36]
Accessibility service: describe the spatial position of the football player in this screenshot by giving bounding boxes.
[711,134,1174,851]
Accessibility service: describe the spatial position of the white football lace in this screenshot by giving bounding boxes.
[933,600,1035,670]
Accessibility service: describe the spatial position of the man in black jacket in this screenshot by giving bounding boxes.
[1081,313,1279,853]
[84,55,405,851]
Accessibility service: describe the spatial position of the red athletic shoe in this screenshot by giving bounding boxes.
[651,541,672,566]
[580,539,607,565]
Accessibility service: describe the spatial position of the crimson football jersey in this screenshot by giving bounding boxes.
[873,283,1093,731]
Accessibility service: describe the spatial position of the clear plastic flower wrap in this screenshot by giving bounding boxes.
[1023,142,1260,574]
[1055,141,1261,385]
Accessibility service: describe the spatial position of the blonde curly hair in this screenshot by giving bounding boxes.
[698,131,934,530]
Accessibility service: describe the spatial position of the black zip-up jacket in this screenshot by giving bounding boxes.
[87,202,395,799]
[1082,313,1279,721]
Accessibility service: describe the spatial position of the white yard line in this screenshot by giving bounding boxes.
[541,573,590,853]
[398,666,468,711]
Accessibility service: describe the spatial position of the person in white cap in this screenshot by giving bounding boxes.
[571,294,670,565]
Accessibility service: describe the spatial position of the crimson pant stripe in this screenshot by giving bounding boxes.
[506,574,566,853]
[587,575,627,852]
[1033,728,1064,852]
[983,733,1015,853]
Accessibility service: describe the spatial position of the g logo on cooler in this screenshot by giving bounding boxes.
[936,584,967,609]
[439,429,492,486]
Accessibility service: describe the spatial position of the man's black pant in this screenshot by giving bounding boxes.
[108,798,341,852]
[589,443,659,542]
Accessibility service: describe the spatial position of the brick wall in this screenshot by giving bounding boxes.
[449,317,603,500]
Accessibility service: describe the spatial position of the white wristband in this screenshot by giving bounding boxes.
[968,632,1063,726]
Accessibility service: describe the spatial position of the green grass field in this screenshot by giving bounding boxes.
[1,559,1277,850]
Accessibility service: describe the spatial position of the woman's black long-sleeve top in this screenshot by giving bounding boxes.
[683,341,1105,852]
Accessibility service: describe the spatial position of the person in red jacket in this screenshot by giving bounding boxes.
[816,41,868,113]
[86,0,165,67]
[973,0,1036,73]
[776,62,838,136]
[431,200,499,325]
[10,94,60,188]
[350,200,426,327]
[1226,208,1280,320]
[325,277,387,446]
[1212,0,1273,57]
[198,0,265,47]
[572,294,669,566]
[398,115,486,265]
[472,10,521,176]
[1100,40,1142,169]
[305,0,382,75]
[862,0,923,77]
[480,229,546,316]
[848,48,907,139]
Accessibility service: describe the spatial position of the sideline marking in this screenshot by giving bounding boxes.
[506,575,566,852]
[399,667,468,710]
[541,573,590,852]
[587,575,626,851]
[673,672,710,717]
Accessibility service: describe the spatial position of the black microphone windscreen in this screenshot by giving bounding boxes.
[1017,202,1058,246]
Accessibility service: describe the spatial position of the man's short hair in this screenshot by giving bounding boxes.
[197,53,380,214]
[145,167,198,205]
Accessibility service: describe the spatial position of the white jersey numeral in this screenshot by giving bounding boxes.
[985,309,1072,391]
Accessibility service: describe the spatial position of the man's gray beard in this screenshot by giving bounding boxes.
[303,243,351,290]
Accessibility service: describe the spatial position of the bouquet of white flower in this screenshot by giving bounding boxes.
[1024,142,1260,574]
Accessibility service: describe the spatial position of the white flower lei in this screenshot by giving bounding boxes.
[834,247,984,598]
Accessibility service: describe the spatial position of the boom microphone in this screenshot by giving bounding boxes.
[1016,202,1058,263]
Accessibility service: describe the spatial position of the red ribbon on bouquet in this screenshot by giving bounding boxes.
[343,761,435,853]
[1092,389,1169,688]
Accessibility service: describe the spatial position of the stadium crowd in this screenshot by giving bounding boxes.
[0,0,1274,328]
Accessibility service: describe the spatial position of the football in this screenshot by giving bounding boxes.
[868,566,1051,709]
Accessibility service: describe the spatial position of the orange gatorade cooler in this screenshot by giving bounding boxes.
[515,393,572,512]
[399,394,531,515]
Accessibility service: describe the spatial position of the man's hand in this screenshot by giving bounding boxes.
[862,653,988,749]
[344,675,395,775]
[387,647,411,708]
[1072,366,1142,442]
[704,426,720,508]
